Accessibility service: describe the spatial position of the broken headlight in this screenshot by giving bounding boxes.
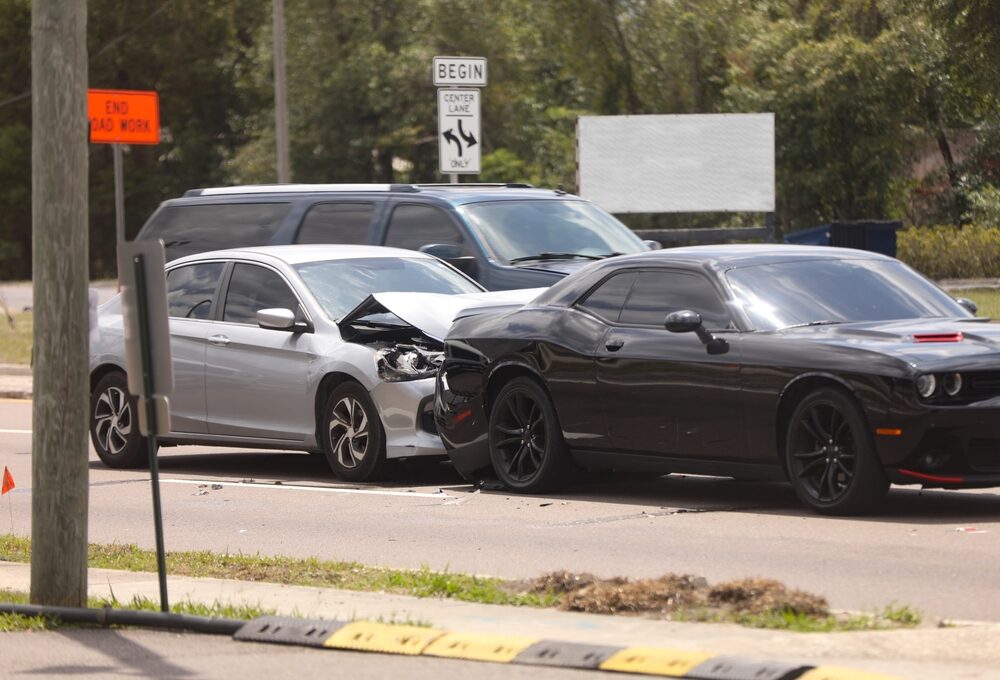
[375,345,444,382]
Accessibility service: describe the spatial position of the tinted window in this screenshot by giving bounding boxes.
[296,202,375,245]
[726,258,971,331]
[294,257,482,320]
[142,203,291,261]
[578,272,637,323]
[223,264,300,324]
[620,270,731,329]
[384,204,465,252]
[166,263,225,319]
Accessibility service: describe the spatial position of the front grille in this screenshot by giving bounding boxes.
[963,371,1000,400]
[968,439,1000,473]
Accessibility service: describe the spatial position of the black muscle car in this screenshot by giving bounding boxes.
[434,244,1000,514]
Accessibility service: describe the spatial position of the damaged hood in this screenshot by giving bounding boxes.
[339,288,545,342]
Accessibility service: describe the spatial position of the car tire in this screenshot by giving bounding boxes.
[784,387,888,515]
[321,382,388,482]
[488,376,572,493]
[90,371,148,469]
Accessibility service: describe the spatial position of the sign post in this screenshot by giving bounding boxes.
[87,89,160,267]
[118,239,173,613]
[434,57,487,182]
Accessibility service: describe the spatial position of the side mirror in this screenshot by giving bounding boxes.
[642,239,663,251]
[257,307,296,331]
[419,243,462,260]
[664,310,702,333]
[664,309,729,355]
[956,297,978,315]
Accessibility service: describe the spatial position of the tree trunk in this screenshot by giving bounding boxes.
[30,0,89,607]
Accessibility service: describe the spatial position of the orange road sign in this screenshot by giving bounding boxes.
[88,89,160,145]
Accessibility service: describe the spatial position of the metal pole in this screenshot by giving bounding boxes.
[113,144,124,244]
[273,0,290,183]
[133,254,169,613]
[449,174,458,184]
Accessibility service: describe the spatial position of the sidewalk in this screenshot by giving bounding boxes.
[1,561,998,679]
[0,363,31,400]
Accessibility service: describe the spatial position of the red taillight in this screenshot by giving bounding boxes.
[913,332,963,343]
[453,408,472,425]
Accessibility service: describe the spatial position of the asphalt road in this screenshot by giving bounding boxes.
[2,398,999,623]
[4,628,599,680]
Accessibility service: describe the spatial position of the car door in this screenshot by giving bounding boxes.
[164,261,226,434]
[595,268,745,459]
[204,262,315,441]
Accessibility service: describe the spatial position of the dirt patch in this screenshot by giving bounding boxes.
[529,571,829,620]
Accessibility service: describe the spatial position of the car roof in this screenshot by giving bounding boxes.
[609,243,894,269]
[534,244,897,307]
[171,183,584,208]
[168,244,436,267]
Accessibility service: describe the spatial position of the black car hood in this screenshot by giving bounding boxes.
[781,318,1000,369]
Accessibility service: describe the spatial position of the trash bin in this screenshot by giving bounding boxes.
[784,221,901,257]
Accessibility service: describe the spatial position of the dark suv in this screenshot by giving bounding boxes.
[135,183,653,290]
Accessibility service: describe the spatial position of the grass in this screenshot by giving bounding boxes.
[951,287,1000,319]
[0,534,557,609]
[0,311,31,365]
[0,586,271,632]
[0,534,922,633]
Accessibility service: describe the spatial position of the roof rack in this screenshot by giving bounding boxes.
[408,183,534,189]
[183,182,537,198]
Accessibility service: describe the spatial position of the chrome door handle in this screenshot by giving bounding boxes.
[209,334,230,346]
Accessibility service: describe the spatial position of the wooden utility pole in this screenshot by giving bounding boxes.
[30,0,89,606]
[273,0,290,182]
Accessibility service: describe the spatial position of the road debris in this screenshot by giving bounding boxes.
[211,483,223,490]
[954,527,988,534]
[443,488,480,506]
[526,570,829,619]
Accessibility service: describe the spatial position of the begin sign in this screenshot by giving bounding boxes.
[88,89,160,145]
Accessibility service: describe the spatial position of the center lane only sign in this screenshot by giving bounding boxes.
[438,89,481,174]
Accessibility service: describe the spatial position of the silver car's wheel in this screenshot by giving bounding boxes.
[329,395,370,468]
[322,382,387,482]
[90,371,148,468]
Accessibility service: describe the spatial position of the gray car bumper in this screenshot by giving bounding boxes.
[370,377,445,459]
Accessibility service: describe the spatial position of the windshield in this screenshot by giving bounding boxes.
[726,258,972,331]
[294,257,482,320]
[459,199,646,264]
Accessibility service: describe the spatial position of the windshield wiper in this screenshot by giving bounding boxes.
[509,252,607,264]
[780,319,846,330]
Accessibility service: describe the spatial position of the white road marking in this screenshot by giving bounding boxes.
[0,428,31,434]
[158,477,451,499]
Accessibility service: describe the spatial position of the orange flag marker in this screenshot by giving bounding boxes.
[2,466,14,495]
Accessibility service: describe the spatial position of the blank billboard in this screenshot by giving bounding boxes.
[576,113,775,213]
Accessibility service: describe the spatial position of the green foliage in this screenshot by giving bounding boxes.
[0,311,31,365]
[897,224,1000,279]
[3,0,1000,278]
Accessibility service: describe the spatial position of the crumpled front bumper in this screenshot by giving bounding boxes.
[370,377,445,459]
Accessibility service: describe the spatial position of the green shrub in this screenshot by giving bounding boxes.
[897,224,1000,279]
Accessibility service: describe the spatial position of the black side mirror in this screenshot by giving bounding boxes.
[664,309,729,355]
[664,310,702,333]
[956,297,978,315]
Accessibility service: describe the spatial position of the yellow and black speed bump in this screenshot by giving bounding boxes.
[232,616,903,679]
[233,615,346,648]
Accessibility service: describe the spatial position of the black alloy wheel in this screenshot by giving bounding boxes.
[90,371,148,468]
[785,387,888,515]
[488,377,571,493]
[322,382,388,482]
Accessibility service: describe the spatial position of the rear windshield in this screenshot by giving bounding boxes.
[140,203,291,261]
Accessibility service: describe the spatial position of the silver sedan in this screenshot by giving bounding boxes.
[89,244,539,481]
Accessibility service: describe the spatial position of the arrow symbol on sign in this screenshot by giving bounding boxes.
[458,120,477,148]
[443,128,463,157]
